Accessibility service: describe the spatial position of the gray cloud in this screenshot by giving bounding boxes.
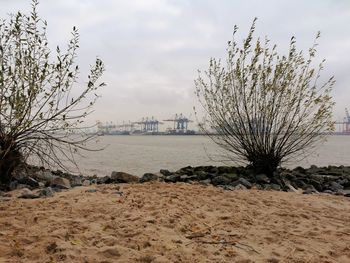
[1,0,349,124]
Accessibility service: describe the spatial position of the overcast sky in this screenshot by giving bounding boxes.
[1,0,350,127]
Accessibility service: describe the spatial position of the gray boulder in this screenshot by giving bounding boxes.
[159,169,172,176]
[264,183,281,191]
[199,179,211,186]
[17,177,39,188]
[50,177,71,189]
[255,174,270,184]
[110,171,139,183]
[34,170,55,182]
[140,173,160,183]
[328,182,344,192]
[302,185,318,194]
[164,173,181,183]
[232,178,252,189]
[194,171,211,180]
[233,184,247,190]
[217,166,237,174]
[211,176,231,186]
[97,176,112,184]
[70,176,83,187]
[40,187,54,197]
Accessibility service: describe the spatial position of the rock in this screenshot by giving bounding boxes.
[194,171,211,180]
[51,187,63,192]
[110,171,139,183]
[85,189,98,193]
[70,176,83,187]
[284,182,298,193]
[323,190,334,194]
[233,184,247,190]
[140,173,160,183]
[328,182,344,192]
[302,185,318,194]
[91,179,98,184]
[50,177,71,189]
[308,179,323,192]
[34,170,55,182]
[337,189,350,197]
[293,166,306,174]
[199,179,211,186]
[179,174,198,182]
[40,187,54,197]
[211,176,231,186]
[16,184,30,190]
[217,166,237,174]
[18,188,40,199]
[17,177,39,188]
[177,166,194,175]
[337,178,349,186]
[9,181,18,191]
[97,176,112,184]
[255,174,270,184]
[218,185,236,191]
[194,165,218,174]
[232,178,252,189]
[264,184,281,191]
[164,173,181,183]
[159,169,172,176]
[222,173,239,181]
[82,180,91,186]
[292,179,307,189]
[253,184,264,190]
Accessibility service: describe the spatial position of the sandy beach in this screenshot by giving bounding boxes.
[0,182,349,263]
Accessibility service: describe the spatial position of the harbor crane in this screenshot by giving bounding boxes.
[344,108,350,133]
[163,113,193,131]
[335,108,350,134]
[133,117,163,132]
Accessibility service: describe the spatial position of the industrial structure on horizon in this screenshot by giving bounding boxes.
[96,114,196,135]
[97,108,350,136]
[335,108,350,134]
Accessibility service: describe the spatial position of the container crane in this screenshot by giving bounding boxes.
[133,117,163,132]
[163,113,194,134]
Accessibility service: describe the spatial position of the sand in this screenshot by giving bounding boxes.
[0,182,349,263]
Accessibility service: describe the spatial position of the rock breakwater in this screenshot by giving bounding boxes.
[1,164,350,200]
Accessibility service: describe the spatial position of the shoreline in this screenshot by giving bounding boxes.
[1,163,350,198]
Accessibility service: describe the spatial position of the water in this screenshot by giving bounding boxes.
[67,135,350,176]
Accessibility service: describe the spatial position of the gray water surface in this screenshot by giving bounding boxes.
[65,135,350,176]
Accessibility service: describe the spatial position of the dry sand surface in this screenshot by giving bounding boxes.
[0,182,350,263]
